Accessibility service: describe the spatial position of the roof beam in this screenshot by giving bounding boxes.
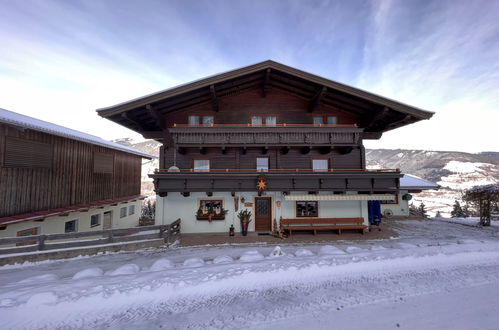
[309,86,327,112]
[382,115,413,131]
[146,104,165,130]
[362,106,390,129]
[120,112,147,131]
[210,85,219,112]
[262,68,271,97]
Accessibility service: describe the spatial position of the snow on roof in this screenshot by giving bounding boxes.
[400,174,439,190]
[0,108,154,159]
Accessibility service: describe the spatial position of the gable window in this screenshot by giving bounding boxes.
[327,116,338,125]
[65,219,78,233]
[120,207,127,218]
[313,117,324,125]
[129,205,135,215]
[194,159,210,172]
[251,116,263,125]
[266,116,277,126]
[4,137,53,168]
[188,115,200,125]
[312,159,329,172]
[90,214,101,227]
[256,157,269,172]
[202,115,214,125]
[296,201,318,217]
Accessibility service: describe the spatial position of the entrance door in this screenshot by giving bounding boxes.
[254,197,272,231]
[103,211,112,230]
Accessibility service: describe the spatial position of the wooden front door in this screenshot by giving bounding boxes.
[254,197,272,231]
[103,211,112,230]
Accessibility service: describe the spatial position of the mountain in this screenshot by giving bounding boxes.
[366,149,499,216]
[117,138,499,216]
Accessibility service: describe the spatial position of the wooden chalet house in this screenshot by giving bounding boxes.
[97,60,434,234]
[0,108,154,238]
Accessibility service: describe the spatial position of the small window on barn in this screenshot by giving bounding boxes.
[65,219,78,233]
[120,207,127,218]
[256,157,269,172]
[128,205,135,215]
[90,214,101,227]
[3,137,53,168]
[312,159,329,172]
[296,201,318,217]
[188,115,200,125]
[93,152,114,174]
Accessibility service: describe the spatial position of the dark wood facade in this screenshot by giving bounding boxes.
[97,61,433,196]
[0,123,143,218]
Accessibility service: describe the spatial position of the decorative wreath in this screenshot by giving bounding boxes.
[256,174,267,192]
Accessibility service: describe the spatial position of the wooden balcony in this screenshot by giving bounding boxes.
[168,124,363,147]
[150,168,402,195]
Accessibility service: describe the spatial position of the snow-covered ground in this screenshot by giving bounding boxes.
[1,220,499,329]
[434,216,499,228]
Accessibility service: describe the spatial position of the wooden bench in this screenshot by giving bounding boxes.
[280,217,367,236]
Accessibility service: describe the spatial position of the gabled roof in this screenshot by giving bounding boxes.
[0,108,154,159]
[97,60,434,139]
[400,174,439,190]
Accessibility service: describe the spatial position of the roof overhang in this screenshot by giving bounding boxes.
[97,60,434,140]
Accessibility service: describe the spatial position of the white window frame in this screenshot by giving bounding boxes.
[251,116,263,125]
[194,159,210,172]
[120,207,127,218]
[265,116,276,126]
[128,205,135,215]
[312,159,329,172]
[65,219,78,233]
[90,214,101,228]
[256,157,269,172]
[313,116,324,125]
[188,115,200,125]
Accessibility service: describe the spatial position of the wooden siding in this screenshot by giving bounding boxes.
[162,146,362,171]
[0,123,142,218]
[164,88,359,128]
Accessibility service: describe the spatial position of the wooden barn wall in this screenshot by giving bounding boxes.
[163,146,362,171]
[0,124,142,217]
[164,88,360,128]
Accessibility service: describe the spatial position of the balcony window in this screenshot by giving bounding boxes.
[256,157,269,172]
[312,159,329,172]
[266,116,277,126]
[188,115,200,125]
[251,116,263,125]
[313,117,324,125]
[296,201,318,217]
[327,116,337,125]
[202,116,214,125]
[194,159,210,172]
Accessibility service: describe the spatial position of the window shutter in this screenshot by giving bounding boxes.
[94,152,114,173]
[4,137,53,168]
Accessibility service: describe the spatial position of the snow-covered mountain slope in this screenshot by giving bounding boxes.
[366,149,499,216]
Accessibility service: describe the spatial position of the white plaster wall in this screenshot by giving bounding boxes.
[380,190,410,217]
[0,201,141,238]
[156,191,369,234]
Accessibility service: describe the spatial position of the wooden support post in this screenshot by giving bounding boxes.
[38,235,46,251]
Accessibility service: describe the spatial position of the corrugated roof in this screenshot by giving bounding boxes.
[0,108,154,159]
[400,174,439,190]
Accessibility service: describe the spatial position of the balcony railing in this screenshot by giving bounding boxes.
[150,168,401,194]
[168,125,363,147]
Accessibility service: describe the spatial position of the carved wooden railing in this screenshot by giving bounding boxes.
[0,219,181,255]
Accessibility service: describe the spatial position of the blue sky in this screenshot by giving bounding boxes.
[1,0,498,152]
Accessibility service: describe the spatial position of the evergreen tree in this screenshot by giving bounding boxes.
[418,202,427,218]
[462,203,471,218]
[450,200,464,218]
[435,210,442,218]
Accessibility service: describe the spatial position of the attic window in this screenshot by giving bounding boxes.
[94,152,114,174]
[3,137,53,168]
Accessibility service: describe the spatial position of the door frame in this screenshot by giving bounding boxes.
[253,195,273,232]
[103,210,113,230]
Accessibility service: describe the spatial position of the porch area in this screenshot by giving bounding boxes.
[178,225,397,246]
